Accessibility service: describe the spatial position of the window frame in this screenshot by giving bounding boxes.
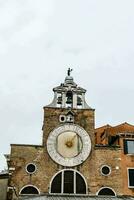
[49,169,87,195]
[127,168,134,188]
[19,185,40,195]
[100,165,111,176]
[96,187,116,196]
[25,163,37,174]
[124,139,134,155]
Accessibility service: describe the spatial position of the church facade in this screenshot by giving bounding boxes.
[5,70,134,199]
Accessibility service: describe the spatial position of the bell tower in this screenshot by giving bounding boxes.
[47,68,90,109]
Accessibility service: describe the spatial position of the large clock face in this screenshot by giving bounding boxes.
[47,124,91,166]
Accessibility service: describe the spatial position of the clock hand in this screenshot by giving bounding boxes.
[70,134,77,141]
[65,134,77,148]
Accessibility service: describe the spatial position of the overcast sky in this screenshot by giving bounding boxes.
[0,0,134,170]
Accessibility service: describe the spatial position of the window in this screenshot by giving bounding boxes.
[51,172,62,193]
[128,168,134,188]
[97,187,116,196]
[124,140,134,154]
[64,171,74,193]
[59,115,66,123]
[101,165,111,176]
[66,114,74,123]
[20,185,39,195]
[50,169,87,194]
[26,163,36,174]
[76,172,86,194]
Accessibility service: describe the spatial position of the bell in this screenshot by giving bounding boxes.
[77,96,82,106]
[66,96,72,104]
[57,96,62,104]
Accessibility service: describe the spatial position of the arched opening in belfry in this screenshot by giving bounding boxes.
[66,91,73,108]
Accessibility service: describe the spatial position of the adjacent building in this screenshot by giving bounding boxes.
[0,170,9,200]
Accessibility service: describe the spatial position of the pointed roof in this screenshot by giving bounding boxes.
[95,124,112,144]
[96,122,134,136]
[95,124,112,136]
[95,124,112,133]
[106,122,134,135]
[65,110,75,116]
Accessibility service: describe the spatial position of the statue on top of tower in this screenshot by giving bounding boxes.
[67,68,73,76]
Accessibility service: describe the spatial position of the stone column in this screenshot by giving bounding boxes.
[82,93,85,109]
[62,92,66,108]
[73,93,77,108]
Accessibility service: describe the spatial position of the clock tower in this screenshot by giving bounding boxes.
[42,69,95,194]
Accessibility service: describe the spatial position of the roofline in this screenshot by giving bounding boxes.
[11,144,43,147]
[95,122,134,131]
[43,106,95,111]
[95,124,112,130]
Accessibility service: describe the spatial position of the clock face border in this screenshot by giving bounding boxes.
[47,124,91,167]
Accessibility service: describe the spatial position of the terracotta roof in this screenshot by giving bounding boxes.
[95,124,112,135]
[95,122,134,136]
[106,122,134,136]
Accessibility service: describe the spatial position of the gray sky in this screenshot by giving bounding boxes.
[0,0,134,170]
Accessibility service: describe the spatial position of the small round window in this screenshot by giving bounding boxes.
[59,115,66,122]
[26,163,36,174]
[101,165,111,176]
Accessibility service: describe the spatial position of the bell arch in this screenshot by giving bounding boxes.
[50,169,87,194]
[97,187,116,196]
[19,185,40,195]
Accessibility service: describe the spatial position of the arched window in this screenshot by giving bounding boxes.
[50,169,87,194]
[20,185,40,195]
[97,187,116,196]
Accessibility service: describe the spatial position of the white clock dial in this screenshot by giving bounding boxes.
[47,124,91,167]
[57,131,82,158]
